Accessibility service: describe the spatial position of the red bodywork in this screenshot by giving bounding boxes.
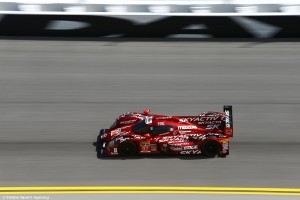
[96,105,233,158]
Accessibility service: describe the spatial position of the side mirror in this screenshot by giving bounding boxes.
[143,133,151,139]
[143,109,150,115]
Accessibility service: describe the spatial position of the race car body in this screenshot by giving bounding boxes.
[96,105,233,158]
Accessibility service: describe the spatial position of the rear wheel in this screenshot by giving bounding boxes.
[201,140,221,158]
[118,141,137,157]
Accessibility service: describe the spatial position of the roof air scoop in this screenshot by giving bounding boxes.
[143,109,150,115]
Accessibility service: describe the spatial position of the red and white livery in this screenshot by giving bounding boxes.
[96,105,233,158]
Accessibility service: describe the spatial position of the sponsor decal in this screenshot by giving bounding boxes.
[180,150,201,154]
[178,125,197,130]
[183,145,198,150]
[134,135,143,139]
[180,116,225,123]
[179,118,188,122]
[159,136,187,143]
[111,129,120,137]
[225,110,231,128]
[158,122,165,126]
[140,141,151,146]
[198,121,222,125]
[120,119,137,124]
[159,134,206,142]
[206,124,220,129]
[179,131,191,134]
[140,141,151,152]
[159,132,170,136]
[145,116,153,124]
[100,133,107,139]
[156,116,172,120]
[115,137,126,143]
[205,133,223,137]
[120,131,131,135]
[170,146,182,151]
[222,142,229,153]
[141,146,151,152]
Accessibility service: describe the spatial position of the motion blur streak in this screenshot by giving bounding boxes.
[0,40,300,188]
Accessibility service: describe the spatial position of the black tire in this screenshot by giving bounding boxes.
[201,140,221,158]
[118,141,137,157]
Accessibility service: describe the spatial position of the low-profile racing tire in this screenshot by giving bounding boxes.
[201,140,221,158]
[118,141,137,157]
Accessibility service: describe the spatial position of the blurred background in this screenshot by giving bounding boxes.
[0,0,300,199]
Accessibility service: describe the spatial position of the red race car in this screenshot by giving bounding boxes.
[96,105,233,158]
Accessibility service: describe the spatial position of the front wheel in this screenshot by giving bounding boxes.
[118,141,137,157]
[201,140,221,158]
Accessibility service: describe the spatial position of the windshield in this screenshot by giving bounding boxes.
[132,120,149,134]
[151,125,174,134]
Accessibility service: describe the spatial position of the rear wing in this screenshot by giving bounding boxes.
[223,105,233,137]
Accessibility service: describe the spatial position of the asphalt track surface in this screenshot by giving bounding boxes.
[0,40,300,195]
